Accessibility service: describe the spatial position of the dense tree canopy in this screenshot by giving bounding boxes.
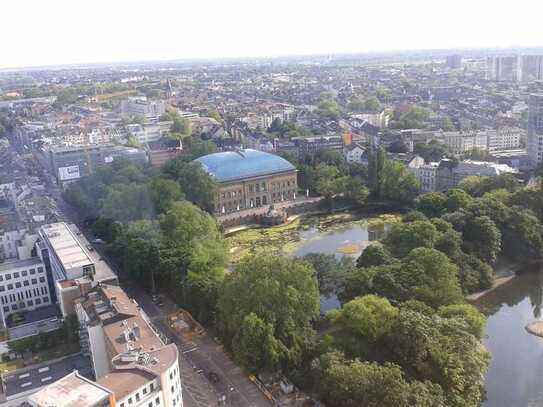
[218,254,320,372]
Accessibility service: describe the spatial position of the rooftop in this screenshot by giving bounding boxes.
[28,371,112,407]
[195,149,296,183]
[0,257,43,273]
[41,223,92,271]
[2,354,92,399]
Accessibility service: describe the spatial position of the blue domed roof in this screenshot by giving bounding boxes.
[194,149,296,183]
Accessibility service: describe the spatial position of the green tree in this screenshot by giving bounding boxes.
[416,192,447,218]
[501,208,543,262]
[164,160,218,213]
[367,147,386,198]
[383,220,438,258]
[380,160,419,206]
[159,201,227,321]
[438,304,486,339]
[316,98,342,120]
[190,140,218,159]
[356,245,393,268]
[317,353,444,407]
[329,295,398,343]
[101,183,154,223]
[462,215,501,263]
[232,313,281,373]
[398,248,462,307]
[445,188,473,212]
[414,140,449,162]
[385,309,489,407]
[218,253,319,372]
[149,178,183,214]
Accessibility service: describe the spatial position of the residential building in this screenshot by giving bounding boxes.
[195,149,297,214]
[290,136,344,159]
[408,156,438,193]
[344,143,367,164]
[440,131,488,154]
[436,159,517,191]
[28,371,114,407]
[76,285,183,407]
[487,128,523,151]
[527,94,543,167]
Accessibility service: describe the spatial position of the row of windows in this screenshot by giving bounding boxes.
[2,297,49,312]
[0,266,44,281]
[1,287,48,304]
[119,382,157,407]
[0,276,46,291]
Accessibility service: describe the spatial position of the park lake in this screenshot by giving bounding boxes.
[227,212,543,407]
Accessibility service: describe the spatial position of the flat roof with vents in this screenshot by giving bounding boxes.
[41,223,93,272]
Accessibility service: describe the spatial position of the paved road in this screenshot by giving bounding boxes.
[124,284,272,407]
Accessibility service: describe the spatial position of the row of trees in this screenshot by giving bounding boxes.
[64,159,227,323]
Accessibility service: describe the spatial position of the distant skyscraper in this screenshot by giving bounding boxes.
[486,56,521,81]
[520,55,543,83]
[446,55,462,69]
[527,94,543,167]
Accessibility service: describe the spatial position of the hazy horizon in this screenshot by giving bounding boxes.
[2,0,543,69]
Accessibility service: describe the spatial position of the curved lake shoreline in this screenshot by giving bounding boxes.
[226,212,543,406]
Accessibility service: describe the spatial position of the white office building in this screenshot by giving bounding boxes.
[0,257,51,326]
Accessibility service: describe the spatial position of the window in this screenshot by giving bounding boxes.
[0,286,4,292]
[136,393,140,402]
[27,300,33,306]
[170,372,173,380]
[23,281,29,286]
[5,274,11,280]
[128,397,133,405]
[12,304,17,310]
[0,275,3,282]
[22,270,27,277]
[43,297,49,303]
[7,284,13,290]
[15,282,21,288]
[39,277,45,283]
[148,403,152,407]
[31,279,37,285]
[150,383,155,392]
[30,269,36,275]
[3,306,8,312]
[171,385,174,393]
[13,272,19,278]
[38,267,44,273]
[143,387,148,395]
[155,397,160,405]
[35,298,41,305]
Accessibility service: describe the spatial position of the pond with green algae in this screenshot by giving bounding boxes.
[226,212,400,312]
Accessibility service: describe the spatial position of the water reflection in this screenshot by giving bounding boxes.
[474,265,543,407]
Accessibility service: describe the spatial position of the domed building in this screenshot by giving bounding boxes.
[194,149,298,214]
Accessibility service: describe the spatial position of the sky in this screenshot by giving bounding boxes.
[1,0,543,69]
